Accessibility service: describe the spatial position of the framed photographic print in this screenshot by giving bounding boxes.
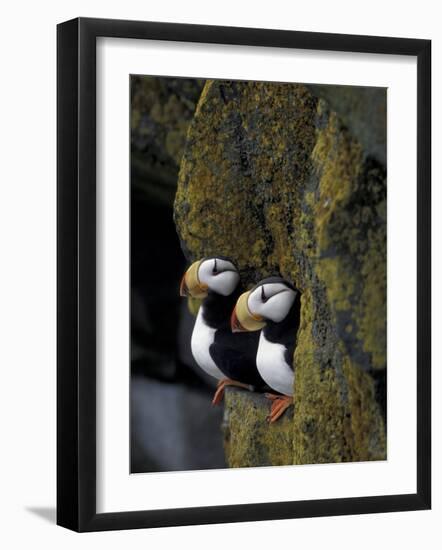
[57,17,431,531]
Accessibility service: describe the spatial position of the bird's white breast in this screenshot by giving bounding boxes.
[256,332,294,396]
[191,307,225,380]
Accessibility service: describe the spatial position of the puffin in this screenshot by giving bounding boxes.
[230,277,301,422]
[180,257,264,404]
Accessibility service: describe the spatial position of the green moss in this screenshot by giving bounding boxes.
[174,80,386,467]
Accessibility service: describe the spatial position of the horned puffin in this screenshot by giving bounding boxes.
[231,277,301,422]
[180,257,264,404]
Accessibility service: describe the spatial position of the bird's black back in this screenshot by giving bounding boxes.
[201,289,240,330]
[202,290,264,388]
[262,292,301,370]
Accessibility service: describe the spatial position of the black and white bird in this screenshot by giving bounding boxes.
[231,277,300,422]
[180,257,264,404]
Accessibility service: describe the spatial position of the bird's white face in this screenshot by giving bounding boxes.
[198,258,240,296]
[247,282,297,323]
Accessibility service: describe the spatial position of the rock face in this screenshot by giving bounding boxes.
[131,76,204,205]
[223,388,293,467]
[174,80,387,465]
[306,84,387,165]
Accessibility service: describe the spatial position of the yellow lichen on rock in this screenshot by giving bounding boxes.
[174,80,318,285]
[312,103,386,372]
[292,289,351,464]
[343,355,387,461]
[224,388,293,468]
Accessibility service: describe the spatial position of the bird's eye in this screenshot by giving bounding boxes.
[212,259,218,274]
[261,286,267,302]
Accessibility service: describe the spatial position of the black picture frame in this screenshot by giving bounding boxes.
[57,17,431,532]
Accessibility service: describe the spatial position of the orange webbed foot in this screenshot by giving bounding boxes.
[264,393,293,423]
[212,379,251,406]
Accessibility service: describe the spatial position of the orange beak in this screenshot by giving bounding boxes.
[231,306,248,332]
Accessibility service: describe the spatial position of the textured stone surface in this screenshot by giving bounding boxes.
[131,76,204,205]
[223,388,293,468]
[306,84,386,165]
[174,80,386,465]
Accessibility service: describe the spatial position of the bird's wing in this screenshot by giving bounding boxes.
[209,343,264,388]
